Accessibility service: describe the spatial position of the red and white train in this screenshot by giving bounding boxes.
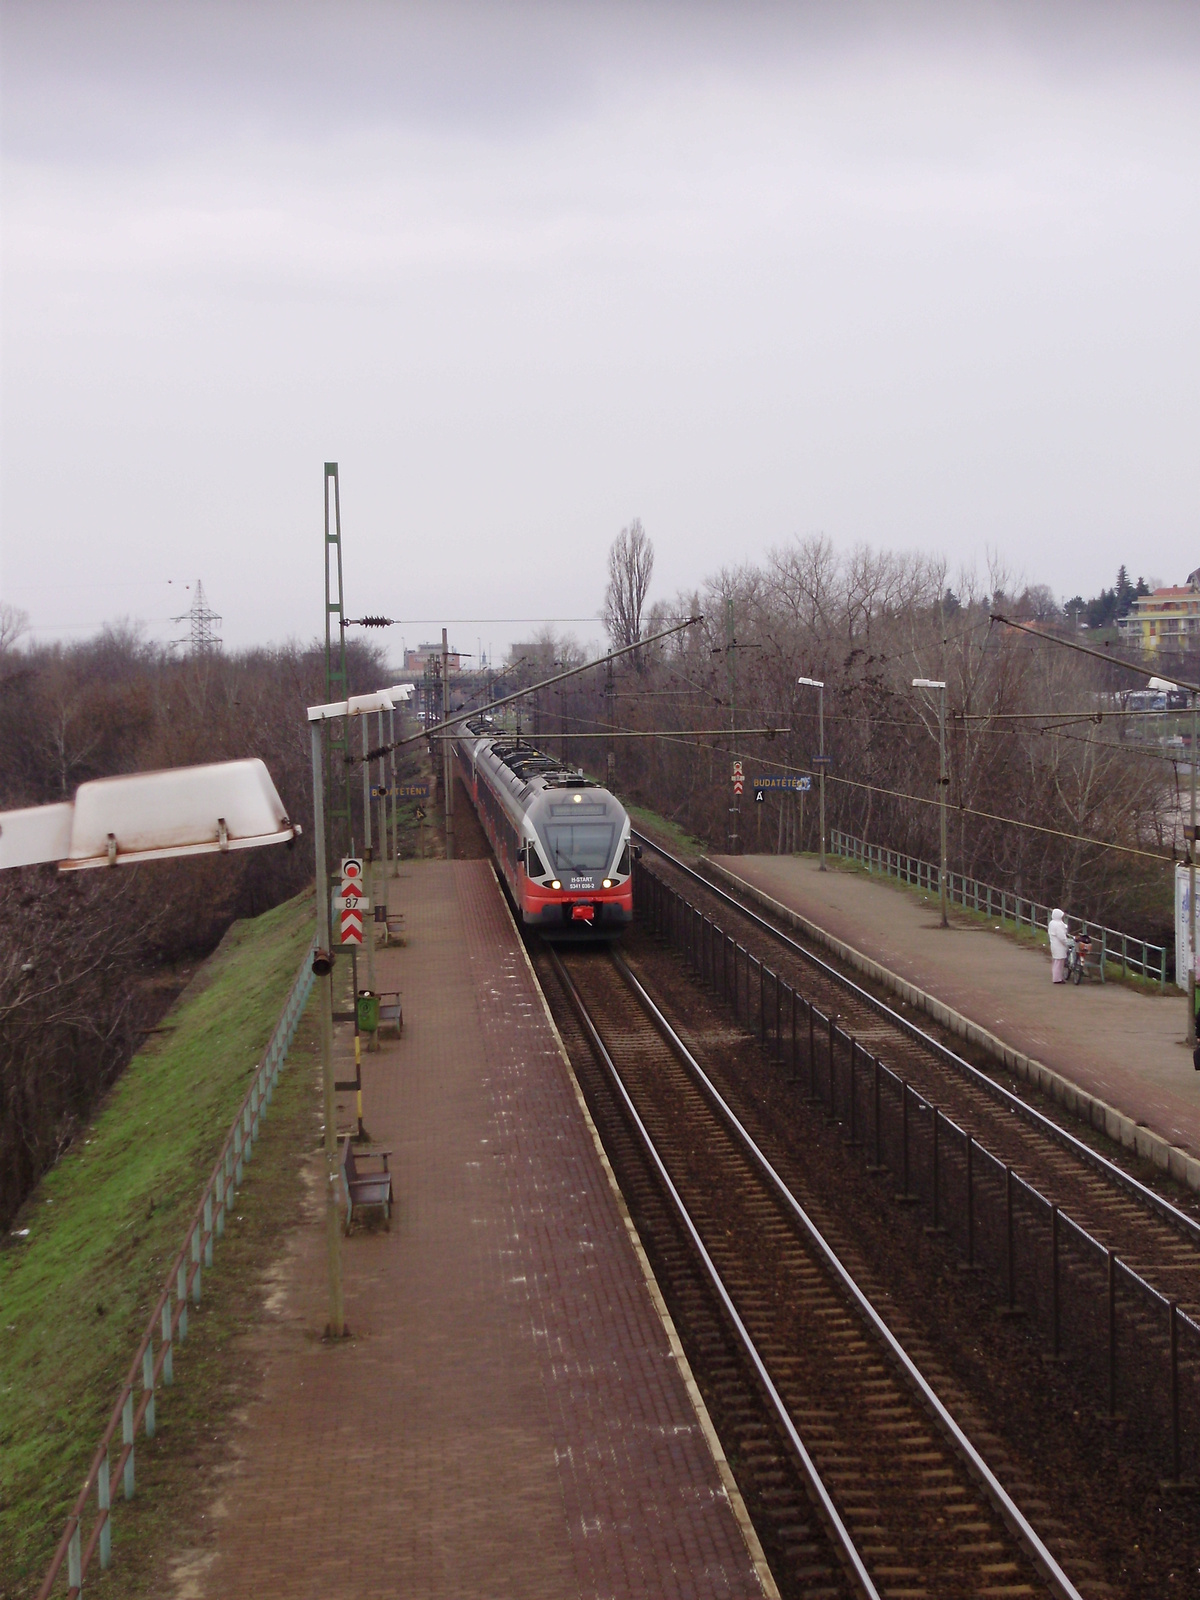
[453,720,634,936]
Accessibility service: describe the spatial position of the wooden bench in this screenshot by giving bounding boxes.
[339,1138,393,1231]
[377,990,403,1037]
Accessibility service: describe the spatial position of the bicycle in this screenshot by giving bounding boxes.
[1065,932,1092,985]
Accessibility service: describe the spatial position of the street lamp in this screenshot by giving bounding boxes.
[1190,691,1197,1047]
[308,688,395,1338]
[797,678,826,871]
[913,679,949,928]
[0,758,297,870]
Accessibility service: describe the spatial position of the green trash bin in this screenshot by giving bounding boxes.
[357,991,380,1033]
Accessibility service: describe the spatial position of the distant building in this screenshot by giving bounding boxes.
[404,642,462,672]
[1117,573,1200,653]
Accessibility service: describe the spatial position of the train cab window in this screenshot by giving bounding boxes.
[616,841,630,876]
[527,846,547,878]
[545,822,615,873]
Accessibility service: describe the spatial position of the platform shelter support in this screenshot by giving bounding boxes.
[442,628,455,860]
[360,714,378,993]
[797,677,826,871]
[310,716,346,1339]
[1190,692,1197,1048]
[913,677,949,927]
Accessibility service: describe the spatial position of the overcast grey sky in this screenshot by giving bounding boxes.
[2,1,1198,658]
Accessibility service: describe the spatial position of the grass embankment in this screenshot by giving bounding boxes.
[0,889,317,1596]
[624,799,709,860]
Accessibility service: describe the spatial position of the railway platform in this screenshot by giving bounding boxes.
[169,859,770,1600]
[710,852,1200,1190]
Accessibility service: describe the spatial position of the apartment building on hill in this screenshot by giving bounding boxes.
[1117,569,1200,654]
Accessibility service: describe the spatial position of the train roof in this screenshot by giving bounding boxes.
[458,719,601,793]
[455,719,630,834]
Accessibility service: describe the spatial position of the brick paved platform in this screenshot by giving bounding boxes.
[712,853,1200,1185]
[169,861,770,1600]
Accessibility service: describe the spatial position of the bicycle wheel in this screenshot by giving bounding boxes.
[1071,959,1083,985]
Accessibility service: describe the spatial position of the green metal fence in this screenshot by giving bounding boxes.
[830,829,1167,991]
[38,938,317,1600]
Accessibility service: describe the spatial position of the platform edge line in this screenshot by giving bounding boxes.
[706,858,1200,1196]
[491,867,780,1600]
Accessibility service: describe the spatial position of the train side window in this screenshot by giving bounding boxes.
[616,841,630,876]
[528,846,547,878]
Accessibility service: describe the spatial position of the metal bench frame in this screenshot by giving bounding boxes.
[339,1137,393,1231]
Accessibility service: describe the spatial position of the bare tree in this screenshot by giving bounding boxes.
[0,602,28,656]
[603,520,655,652]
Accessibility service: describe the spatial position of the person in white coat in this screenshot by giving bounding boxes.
[1048,907,1069,984]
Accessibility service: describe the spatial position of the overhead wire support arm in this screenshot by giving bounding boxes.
[521,727,788,741]
[352,615,705,764]
[990,612,1200,697]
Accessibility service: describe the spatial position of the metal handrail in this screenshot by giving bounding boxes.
[37,937,316,1599]
[830,829,1168,990]
[634,833,1200,1249]
[614,950,1086,1600]
[638,861,1200,1485]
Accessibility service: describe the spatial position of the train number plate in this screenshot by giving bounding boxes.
[568,874,598,891]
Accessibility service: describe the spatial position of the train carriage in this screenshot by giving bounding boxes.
[453,720,634,936]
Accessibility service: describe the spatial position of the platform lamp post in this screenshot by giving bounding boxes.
[308,689,395,1339]
[1189,691,1197,1047]
[360,715,378,995]
[797,677,826,871]
[913,678,949,928]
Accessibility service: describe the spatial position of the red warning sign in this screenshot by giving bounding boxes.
[339,857,367,945]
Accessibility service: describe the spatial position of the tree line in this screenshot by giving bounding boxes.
[1,533,1184,1225]
[500,535,1181,954]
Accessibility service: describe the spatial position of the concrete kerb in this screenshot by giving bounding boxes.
[704,859,1200,1198]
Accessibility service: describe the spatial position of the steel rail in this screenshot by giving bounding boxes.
[632,831,1200,1249]
[609,949,1083,1600]
[545,945,879,1600]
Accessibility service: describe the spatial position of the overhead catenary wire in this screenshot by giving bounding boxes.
[523,728,788,740]
[527,701,1182,764]
[990,612,1200,696]
[577,728,1174,866]
[342,615,704,764]
[383,624,1178,863]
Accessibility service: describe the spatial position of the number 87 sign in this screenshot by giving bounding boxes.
[336,857,368,945]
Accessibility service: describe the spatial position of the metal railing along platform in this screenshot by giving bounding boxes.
[37,938,316,1600]
[830,828,1168,990]
[636,860,1200,1488]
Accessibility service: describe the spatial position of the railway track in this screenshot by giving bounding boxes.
[632,834,1200,1324]
[540,941,1089,1600]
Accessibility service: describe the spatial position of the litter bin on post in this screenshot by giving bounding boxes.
[357,990,380,1036]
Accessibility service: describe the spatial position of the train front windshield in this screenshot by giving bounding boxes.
[545,823,615,873]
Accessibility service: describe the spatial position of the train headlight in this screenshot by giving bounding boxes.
[602,878,612,889]
[551,879,562,890]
